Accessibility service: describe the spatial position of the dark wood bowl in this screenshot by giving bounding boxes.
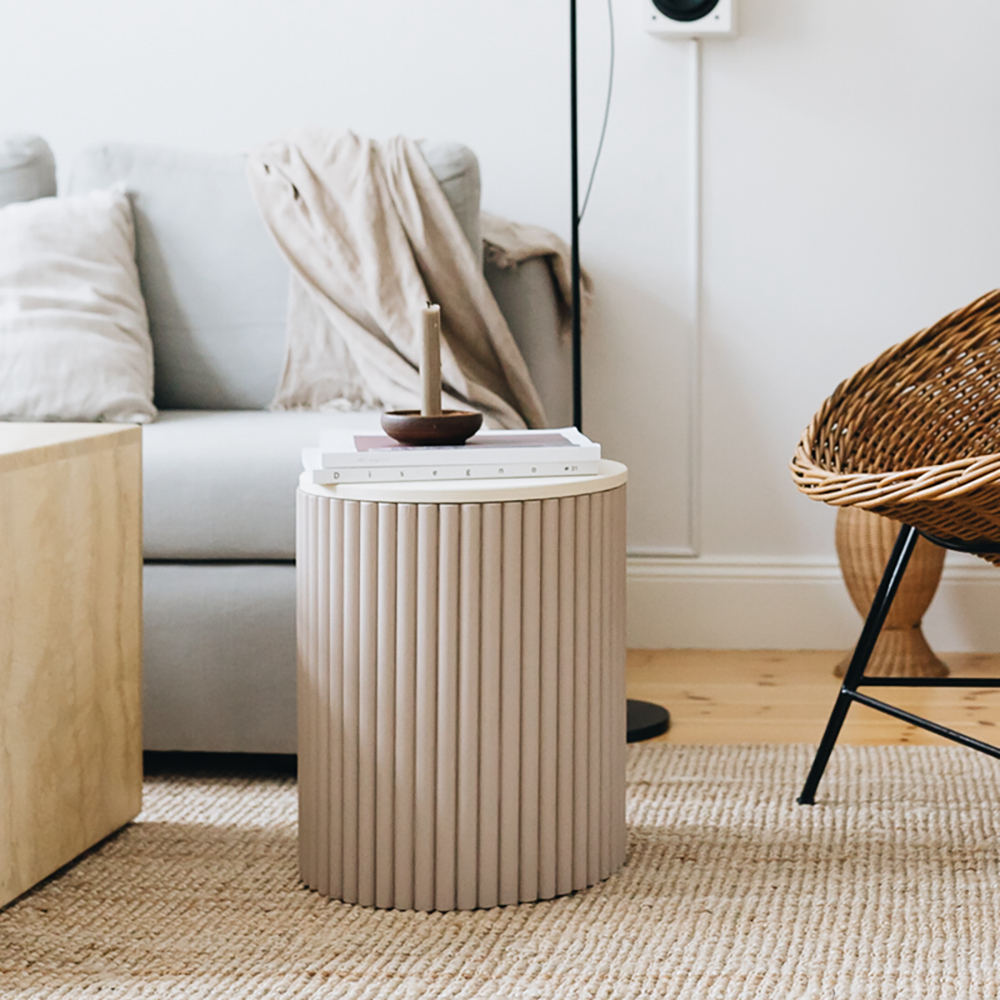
[381,409,483,447]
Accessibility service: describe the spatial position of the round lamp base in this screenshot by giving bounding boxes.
[626,699,671,743]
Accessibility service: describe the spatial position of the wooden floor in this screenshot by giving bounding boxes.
[626,649,1000,745]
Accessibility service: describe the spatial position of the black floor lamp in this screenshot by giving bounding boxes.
[569,0,671,743]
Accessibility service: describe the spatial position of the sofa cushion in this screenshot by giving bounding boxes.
[69,145,290,411]
[143,562,297,752]
[142,408,381,560]
[0,135,56,207]
[68,140,482,412]
[0,187,156,423]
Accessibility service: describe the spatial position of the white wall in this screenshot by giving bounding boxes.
[4,0,1000,650]
[692,0,1000,651]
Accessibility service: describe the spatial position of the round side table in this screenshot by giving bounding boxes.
[296,460,628,911]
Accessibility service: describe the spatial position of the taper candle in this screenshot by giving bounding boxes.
[421,303,442,416]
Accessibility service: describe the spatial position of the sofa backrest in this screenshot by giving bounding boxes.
[68,141,482,411]
[0,135,56,207]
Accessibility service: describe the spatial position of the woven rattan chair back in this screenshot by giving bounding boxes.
[790,289,1000,563]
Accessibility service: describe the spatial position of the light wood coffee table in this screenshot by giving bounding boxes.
[297,460,628,911]
[0,424,143,909]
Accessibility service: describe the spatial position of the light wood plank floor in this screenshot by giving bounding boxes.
[626,649,1000,745]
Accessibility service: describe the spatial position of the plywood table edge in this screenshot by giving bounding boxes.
[0,423,141,474]
[0,422,143,907]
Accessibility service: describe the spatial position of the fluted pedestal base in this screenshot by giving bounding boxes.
[834,507,948,678]
[296,467,628,911]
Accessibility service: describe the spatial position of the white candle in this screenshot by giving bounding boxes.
[421,303,442,416]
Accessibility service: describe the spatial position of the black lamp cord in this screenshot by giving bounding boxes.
[580,0,615,223]
[571,0,616,430]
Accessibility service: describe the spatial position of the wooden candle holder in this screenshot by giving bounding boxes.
[382,302,483,447]
[380,409,482,447]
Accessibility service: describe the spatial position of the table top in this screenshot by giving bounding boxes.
[0,423,139,474]
[299,459,627,504]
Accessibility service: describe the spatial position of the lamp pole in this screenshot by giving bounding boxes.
[570,0,670,743]
[570,0,583,430]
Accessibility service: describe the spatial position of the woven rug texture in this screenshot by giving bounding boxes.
[1,744,999,999]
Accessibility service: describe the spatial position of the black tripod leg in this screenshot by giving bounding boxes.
[797,523,920,805]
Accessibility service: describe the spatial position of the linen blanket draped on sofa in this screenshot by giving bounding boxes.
[246,129,546,429]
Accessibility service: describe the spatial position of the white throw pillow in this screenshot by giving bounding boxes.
[0,187,156,423]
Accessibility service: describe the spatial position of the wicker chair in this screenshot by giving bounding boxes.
[790,289,1000,804]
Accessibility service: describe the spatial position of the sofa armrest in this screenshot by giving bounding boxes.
[486,256,573,428]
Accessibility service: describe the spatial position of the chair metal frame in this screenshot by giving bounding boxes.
[798,523,1000,805]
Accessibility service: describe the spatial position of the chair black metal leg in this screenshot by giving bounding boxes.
[798,523,920,805]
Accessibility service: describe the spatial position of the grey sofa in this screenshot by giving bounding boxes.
[1,135,572,754]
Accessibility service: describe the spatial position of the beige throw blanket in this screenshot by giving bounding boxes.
[246,129,546,429]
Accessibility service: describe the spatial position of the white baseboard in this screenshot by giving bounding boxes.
[626,554,1000,652]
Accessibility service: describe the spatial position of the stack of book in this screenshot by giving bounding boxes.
[302,426,601,485]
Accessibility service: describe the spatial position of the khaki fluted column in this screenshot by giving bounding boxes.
[296,462,628,911]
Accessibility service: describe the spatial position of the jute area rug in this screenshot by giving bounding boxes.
[2,744,999,999]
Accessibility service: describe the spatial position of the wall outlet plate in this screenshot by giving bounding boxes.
[644,0,736,38]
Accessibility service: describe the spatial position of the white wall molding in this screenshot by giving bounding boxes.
[685,37,704,558]
[626,554,1000,652]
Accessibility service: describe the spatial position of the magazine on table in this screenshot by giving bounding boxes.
[316,426,600,468]
[303,426,601,484]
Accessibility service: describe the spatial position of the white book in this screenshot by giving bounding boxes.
[315,425,600,470]
[302,447,600,485]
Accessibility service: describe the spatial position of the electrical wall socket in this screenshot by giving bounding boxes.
[643,0,736,38]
